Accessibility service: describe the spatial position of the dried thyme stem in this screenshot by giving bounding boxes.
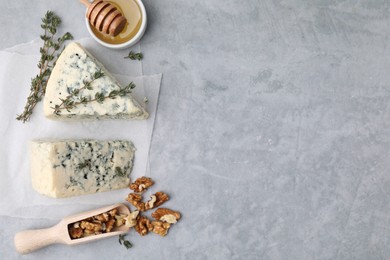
[16,11,73,123]
[52,70,104,114]
[51,70,136,115]
[124,51,143,60]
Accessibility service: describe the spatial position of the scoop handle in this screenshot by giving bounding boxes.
[14,224,64,255]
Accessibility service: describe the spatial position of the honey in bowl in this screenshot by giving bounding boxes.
[90,0,142,44]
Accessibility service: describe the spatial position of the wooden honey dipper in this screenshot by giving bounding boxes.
[80,0,127,37]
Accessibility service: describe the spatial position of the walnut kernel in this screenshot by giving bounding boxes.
[135,216,153,236]
[80,221,102,232]
[129,176,154,193]
[145,195,157,209]
[126,193,146,211]
[106,219,115,232]
[154,192,169,208]
[151,221,171,237]
[69,226,83,239]
[141,192,170,210]
[94,212,109,222]
[108,208,117,217]
[124,211,139,228]
[115,214,126,227]
[152,208,181,224]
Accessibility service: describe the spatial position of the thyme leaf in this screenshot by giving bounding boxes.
[118,234,133,249]
[124,51,143,61]
[123,240,133,249]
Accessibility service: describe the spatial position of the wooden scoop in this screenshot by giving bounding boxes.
[14,203,130,255]
[80,0,127,36]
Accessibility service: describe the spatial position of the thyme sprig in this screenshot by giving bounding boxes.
[119,234,133,249]
[52,70,104,115]
[124,51,143,60]
[51,70,137,115]
[16,11,73,123]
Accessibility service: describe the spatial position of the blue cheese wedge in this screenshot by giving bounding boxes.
[43,42,148,120]
[30,140,135,198]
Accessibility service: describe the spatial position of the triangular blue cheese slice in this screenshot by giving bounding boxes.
[43,42,148,120]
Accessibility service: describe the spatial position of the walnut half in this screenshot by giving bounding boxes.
[124,210,139,228]
[80,221,103,233]
[145,192,169,210]
[151,221,171,237]
[129,176,154,193]
[126,191,169,211]
[69,226,83,239]
[105,219,115,232]
[151,208,181,224]
[135,216,153,236]
[126,193,146,211]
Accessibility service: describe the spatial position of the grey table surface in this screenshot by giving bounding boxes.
[1,0,390,259]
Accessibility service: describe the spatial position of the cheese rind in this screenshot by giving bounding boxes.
[30,139,135,198]
[43,42,148,120]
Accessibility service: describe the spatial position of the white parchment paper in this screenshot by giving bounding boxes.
[0,40,162,219]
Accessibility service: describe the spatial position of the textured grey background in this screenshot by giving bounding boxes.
[1,0,390,259]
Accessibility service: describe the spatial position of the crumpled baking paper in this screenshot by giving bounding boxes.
[0,38,161,219]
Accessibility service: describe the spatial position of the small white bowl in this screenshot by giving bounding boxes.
[85,0,147,49]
